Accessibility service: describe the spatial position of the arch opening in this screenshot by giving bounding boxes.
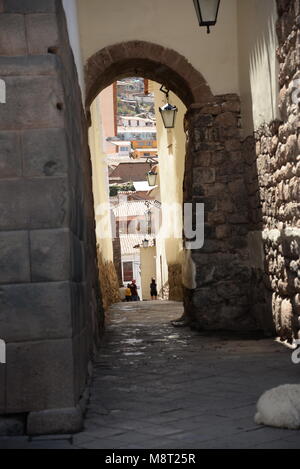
[86,40,265,334]
[89,74,188,307]
[85,42,213,311]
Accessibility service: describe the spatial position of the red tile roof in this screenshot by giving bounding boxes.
[109,162,149,183]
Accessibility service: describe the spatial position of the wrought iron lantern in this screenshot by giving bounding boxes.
[142,239,149,248]
[147,170,158,187]
[146,158,158,187]
[193,0,221,34]
[159,85,178,129]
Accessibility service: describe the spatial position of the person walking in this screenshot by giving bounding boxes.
[150,278,158,301]
[130,280,139,302]
[119,284,127,302]
[125,284,132,302]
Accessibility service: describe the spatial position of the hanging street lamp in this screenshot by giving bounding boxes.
[142,239,149,248]
[146,158,158,187]
[193,0,221,34]
[147,169,158,187]
[159,85,178,129]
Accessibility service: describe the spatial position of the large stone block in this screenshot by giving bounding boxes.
[282,229,300,259]
[0,178,69,231]
[27,407,83,436]
[193,167,216,184]
[79,328,89,396]
[0,231,30,284]
[22,128,68,177]
[218,305,257,330]
[25,14,59,55]
[0,415,25,436]
[73,331,88,402]
[0,14,26,56]
[70,283,86,338]
[6,339,76,413]
[0,282,73,343]
[0,55,60,77]
[280,298,295,340]
[0,76,64,131]
[71,234,84,282]
[215,112,237,128]
[4,0,57,13]
[30,229,71,282]
[0,131,22,178]
[0,365,5,414]
[293,294,300,315]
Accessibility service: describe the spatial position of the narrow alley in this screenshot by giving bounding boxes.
[2,301,299,449]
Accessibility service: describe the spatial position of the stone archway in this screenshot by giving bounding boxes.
[85,41,264,334]
[85,41,213,112]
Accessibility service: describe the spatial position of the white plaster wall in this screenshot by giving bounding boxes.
[140,247,156,300]
[153,83,187,296]
[121,253,142,299]
[62,0,85,100]
[237,0,279,135]
[154,84,186,264]
[76,0,239,97]
[89,96,114,262]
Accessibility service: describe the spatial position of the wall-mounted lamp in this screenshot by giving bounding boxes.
[193,0,221,34]
[147,170,158,187]
[159,85,178,129]
[146,158,158,187]
[142,239,149,248]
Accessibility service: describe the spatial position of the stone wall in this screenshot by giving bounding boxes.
[240,0,300,342]
[0,0,103,433]
[254,120,300,341]
[182,0,300,337]
[246,0,300,342]
[168,264,183,302]
[183,95,267,332]
[242,135,274,335]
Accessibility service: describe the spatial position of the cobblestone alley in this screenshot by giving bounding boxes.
[1,301,300,449]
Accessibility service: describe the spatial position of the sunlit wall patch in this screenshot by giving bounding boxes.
[0,339,6,364]
[0,79,6,104]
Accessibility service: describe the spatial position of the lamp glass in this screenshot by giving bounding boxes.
[159,104,178,129]
[147,171,157,187]
[193,0,220,26]
[142,239,149,248]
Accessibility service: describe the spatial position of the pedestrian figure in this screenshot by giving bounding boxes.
[150,278,158,301]
[130,280,139,301]
[119,284,127,302]
[125,284,132,302]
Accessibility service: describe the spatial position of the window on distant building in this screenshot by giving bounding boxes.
[123,262,133,282]
[120,147,129,152]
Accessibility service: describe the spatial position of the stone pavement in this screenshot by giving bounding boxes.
[1,301,300,449]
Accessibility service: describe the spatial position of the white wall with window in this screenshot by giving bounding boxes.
[121,253,142,299]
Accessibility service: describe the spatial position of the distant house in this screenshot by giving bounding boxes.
[118,116,156,128]
[109,140,132,157]
[109,162,151,184]
[112,199,157,298]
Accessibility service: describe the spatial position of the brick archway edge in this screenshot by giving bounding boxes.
[85,41,213,110]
